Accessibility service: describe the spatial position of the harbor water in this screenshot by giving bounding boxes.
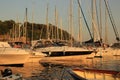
[0,53,120,80]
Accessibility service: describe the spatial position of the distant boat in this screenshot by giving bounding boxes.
[0,41,30,66]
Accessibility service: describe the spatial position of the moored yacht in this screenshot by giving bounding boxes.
[0,41,30,66]
[32,39,93,56]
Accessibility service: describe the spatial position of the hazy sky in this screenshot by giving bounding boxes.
[0,0,120,44]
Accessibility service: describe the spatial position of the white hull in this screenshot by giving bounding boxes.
[69,68,120,80]
[27,51,46,62]
[32,40,93,56]
[36,46,93,56]
[0,54,29,65]
[0,42,30,65]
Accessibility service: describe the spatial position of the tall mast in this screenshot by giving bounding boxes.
[56,9,59,41]
[55,6,59,41]
[91,0,95,42]
[99,0,102,41]
[68,6,70,42]
[15,21,17,41]
[50,24,53,40]
[78,0,82,46]
[13,24,15,41]
[55,6,57,41]
[17,15,22,42]
[46,3,49,40]
[92,0,100,42]
[31,3,34,46]
[60,18,63,41]
[25,8,28,43]
[32,3,34,42]
[105,0,108,44]
[70,0,73,46]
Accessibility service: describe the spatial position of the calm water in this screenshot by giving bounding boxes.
[0,55,120,80]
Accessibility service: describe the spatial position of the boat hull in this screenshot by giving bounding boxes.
[0,54,29,66]
[27,51,46,62]
[36,46,93,56]
[69,68,120,80]
[0,47,30,66]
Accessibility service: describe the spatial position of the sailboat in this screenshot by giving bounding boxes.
[32,1,93,56]
[32,39,93,56]
[24,7,47,62]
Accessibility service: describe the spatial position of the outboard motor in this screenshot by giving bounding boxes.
[1,68,12,77]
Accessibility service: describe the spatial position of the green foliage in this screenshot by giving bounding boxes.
[0,20,15,35]
[0,20,71,40]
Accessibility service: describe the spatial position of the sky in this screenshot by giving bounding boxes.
[0,0,120,44]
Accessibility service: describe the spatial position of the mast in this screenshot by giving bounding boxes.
[56,9,59,41]
[55,6,59,41]
[14,21,17,41]
[60,18,63,41]
[55,6,57,41]
[91,0,95,42]
[70,0,73,46]
[68,6,70,42]
[32,4,34,43]
[105,0,108,44]
[99,0,102,41]
[16,15,20,41]
[51,22,54,40]
[78,0,82,46]
[13,24,15,41]
[25,8,28,44]
[92,0,100,42]
[46,3,49,40]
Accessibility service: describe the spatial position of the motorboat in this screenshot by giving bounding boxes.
[7,41,46,63]
[0,41,30,66]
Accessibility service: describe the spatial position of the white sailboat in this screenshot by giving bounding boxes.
[31,0,93,56]
[0,41,30,66]
[32,39,93,56]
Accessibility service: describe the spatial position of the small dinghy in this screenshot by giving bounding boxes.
[67,68,120,80]
[0,68,24,80]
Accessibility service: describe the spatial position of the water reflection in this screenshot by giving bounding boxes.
[25,63,77,80]
[0,55,120,80]
[72,69,120,80]
[93,56,120,71]
[0,62,44,79]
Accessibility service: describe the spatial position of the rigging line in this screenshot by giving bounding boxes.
[104,0,119,41]
[77,0,93,40]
